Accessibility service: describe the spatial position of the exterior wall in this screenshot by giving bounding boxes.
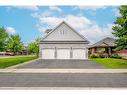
[86,48,88,59]
[43,23,85,41]
[39,44,42,59]
[116,49,127,59]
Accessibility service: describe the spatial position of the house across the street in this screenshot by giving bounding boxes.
[39,21,90,59]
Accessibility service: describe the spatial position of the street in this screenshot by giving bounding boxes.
[0,73,127,87]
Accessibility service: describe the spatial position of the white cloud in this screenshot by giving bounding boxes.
[11,6,39,11]
[80,24,114,43]
[6,27,16,34]
[32,10,53,18]
[74,6,107,11]
[49,6,62,12]
[32,6,62,19]
[32,6,62,18]
[32,12,114,43]
[35,15,92,28]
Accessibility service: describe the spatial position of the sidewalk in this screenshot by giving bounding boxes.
[0,69,127,73]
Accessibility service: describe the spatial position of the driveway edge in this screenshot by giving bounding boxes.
[6,58,39,69]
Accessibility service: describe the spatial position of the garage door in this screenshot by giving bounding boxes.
[73,49,86,59]
[57,49,70,59]
[42,49,55,59]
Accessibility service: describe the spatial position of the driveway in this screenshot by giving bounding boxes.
[0,73,127,87]
[16,59,104,69]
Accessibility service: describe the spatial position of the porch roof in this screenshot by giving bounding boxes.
[89,37,116,48]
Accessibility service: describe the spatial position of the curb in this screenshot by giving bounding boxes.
[0,87,127,90]
[0,69,127,73]
[6,58,39,69]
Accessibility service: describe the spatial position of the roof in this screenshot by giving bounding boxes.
[40,21,90,44]
[89,37,116,48]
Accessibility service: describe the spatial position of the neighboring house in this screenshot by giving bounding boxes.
[89,37,116,55]
[39,21,90,59]
[116,49,127,59]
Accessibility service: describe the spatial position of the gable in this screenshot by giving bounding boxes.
[89,37,116,48]
[42,22,88,42]
[99,42,109,47]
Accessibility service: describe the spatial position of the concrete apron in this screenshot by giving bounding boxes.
[0,69,127,73]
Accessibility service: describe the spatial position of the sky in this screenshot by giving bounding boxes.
[0,6,119,45]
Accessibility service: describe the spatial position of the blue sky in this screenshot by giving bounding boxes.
[0,6,119,44]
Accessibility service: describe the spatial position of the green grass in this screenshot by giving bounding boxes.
[0,55,37,68]
[90,58,127,69]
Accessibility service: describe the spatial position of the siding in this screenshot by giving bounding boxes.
[43,23,85,41]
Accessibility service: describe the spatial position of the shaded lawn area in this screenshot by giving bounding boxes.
[0,55,37,68]
[90,58,127,69]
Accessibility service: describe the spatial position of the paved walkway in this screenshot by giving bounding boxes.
[15,59,105,69]
[0,69,127,73]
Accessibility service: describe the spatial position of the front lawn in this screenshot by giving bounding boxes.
[90,58,127,69]
[0,55,37,68]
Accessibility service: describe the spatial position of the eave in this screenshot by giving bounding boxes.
[40,41,89,44]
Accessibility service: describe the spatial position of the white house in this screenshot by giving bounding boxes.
[39,21,90,59]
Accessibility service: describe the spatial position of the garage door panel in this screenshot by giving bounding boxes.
[42,48,87,59]
[42,49,55,59]
[57,49,70,59]
[73,49,86,59]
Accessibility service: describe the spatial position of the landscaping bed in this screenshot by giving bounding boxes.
[0,55,37,68]
[90,58,127,69]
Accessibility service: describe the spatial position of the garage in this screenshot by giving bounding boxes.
[42,49,55,59]
[57,48,70,59]
[39,21,89,60]
[73,48,86,59]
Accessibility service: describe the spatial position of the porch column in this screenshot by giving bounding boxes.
[108,47,111,55]
[92,48,96,54]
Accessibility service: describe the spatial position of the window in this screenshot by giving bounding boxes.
[60,30,64,35]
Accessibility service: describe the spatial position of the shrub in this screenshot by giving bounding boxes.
[90,54,99,58]
[90,53,109,58]
[99,54,105,58]
[99,53,109,58]
[110,54,122,59]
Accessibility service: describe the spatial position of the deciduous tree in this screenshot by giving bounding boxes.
[28,38,40,57]
[0,27,8,51]
[7,34,24,55]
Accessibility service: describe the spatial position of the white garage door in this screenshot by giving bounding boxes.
[42,49,55,59]
[73,49,86,59]
[57,49,70,59]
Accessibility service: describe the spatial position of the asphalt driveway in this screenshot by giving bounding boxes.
[16,59,104,69]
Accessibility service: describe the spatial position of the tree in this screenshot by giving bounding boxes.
[112,6,127,50]
[28,38,40,57]
[7,34,24,55]
[0,27,8,51]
